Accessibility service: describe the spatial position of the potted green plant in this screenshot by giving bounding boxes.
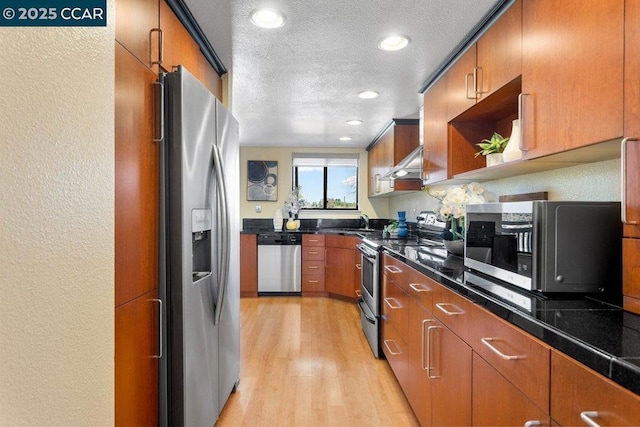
[475,132,509,167]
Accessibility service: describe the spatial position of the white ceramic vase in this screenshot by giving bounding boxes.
[503,119,523,162]
[273,208,283,231]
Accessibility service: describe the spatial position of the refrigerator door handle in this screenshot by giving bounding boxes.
[212,143,230,325]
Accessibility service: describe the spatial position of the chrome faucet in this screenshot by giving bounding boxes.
[360,213,370,230]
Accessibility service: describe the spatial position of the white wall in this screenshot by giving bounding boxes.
[389,159,620,220]
[0,3,115,425]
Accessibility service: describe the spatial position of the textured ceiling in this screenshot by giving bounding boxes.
[183,0,501,148]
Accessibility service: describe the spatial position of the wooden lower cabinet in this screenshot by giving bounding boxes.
[115,289,159,426]
[406,300,432,426]
[302,234,326,296]
[473,353,550,426]
[325,235,360,300]
[240,234,257,297]
[551,350,640,426]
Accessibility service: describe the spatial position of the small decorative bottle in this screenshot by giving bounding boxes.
[397,211,408,238]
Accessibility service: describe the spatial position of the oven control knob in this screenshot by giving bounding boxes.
[556,275,564,283]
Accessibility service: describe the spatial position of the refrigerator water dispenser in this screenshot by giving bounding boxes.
[192,208,212,282]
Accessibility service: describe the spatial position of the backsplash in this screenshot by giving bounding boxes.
[390,159,620,221]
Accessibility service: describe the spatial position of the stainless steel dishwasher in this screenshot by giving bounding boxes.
[257,232,302,295]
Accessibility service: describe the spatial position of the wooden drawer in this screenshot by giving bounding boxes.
[325,234,359,249]
[382,315,409,387]
[472,307,551,413]
[302,260,324,276]
[302,275,325,292]
[302,247,325,261]
[432,283,477,344]
[302,234,325,247]
[405,268,435,311]
[382,279,410,340]
[551,350,640,426]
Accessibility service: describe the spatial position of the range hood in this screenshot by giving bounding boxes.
[380,145,424,181]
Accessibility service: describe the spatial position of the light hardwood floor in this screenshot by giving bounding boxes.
[216,297,419,426]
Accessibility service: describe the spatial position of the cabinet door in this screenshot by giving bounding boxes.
[115,43,159,307]
[430,319,472,426]
[115,0,159,69]
[407,300,433,426]
[325,247,358,298]
[476,0,522,100]
[240,234,257,297]
[551,350,640,426]
[623,0,640,234]
[159,1,222,99]
[473,353,550,426]
[521,0,624,158]
[623,238,640,313]
[115,290,159,426]
[423,75,449,184]
[447,45,477,121]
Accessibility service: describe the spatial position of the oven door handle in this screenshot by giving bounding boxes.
[356,244,378,259]
[357,298,377,324]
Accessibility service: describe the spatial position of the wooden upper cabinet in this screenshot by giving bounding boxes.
[115,43,159,307]
[624,0,640,232]
[521,0,624,158]
[367,120,421,197]
[447,45,477,121]
[476,0,522,100]
[551,350,640,426]
[115,0,159,69]
[423,75,449,184]
[159,1,222,99]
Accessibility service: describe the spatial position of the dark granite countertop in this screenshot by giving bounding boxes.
[381,244,640,396]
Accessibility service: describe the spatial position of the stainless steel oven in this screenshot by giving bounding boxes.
[357,240,381,357]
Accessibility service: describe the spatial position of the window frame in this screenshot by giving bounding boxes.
[292,155,359,211]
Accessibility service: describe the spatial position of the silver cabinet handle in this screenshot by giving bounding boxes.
[384,297,402,309]
[409,283,430,292]
[150,28,163,66]
[474,66,486,95]
[384,265,402,274]
[383,339,401,356]
[153,80,164,143]
[374,174,381,193]
[355,263,362,270]
[621,137,638,224]
[308,251,319,255]
[481,337,524,360]
[325,249,328,267]
[580,411,601,427]
[355,289,362,297]
[152,298,162,359]
[423,147,430,182]
[421,319,434,371]
[524,421,542,427]
[518,93,530,151]
[465,72,476,100]
[427,325,442,379]
[307,265,319,270]
[435,302,463,316]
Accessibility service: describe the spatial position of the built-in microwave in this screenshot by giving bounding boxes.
[464,201,621,294]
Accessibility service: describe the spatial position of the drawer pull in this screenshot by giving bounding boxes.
[524,421,541,427]
[384,265,402,274]
[307,266,319,270]
[481,337,524,360]
[427,325,442,379]
[435,302,463,316]
[355,263,362,270]
[580,411,600,427]
[308,251,319,254]
[355,290,362,297]
[384,297,402,309]
[308,280,319,283]
[383,339,401,356]
[409,283,430,293]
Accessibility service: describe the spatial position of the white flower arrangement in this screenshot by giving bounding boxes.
[284,186,306,218]
[426,182,494,240]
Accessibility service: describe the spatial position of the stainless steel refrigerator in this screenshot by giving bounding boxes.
[158,66,240,427]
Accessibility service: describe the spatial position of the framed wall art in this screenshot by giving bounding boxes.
[247,160,278,201]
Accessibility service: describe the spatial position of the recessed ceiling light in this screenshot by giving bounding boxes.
[250,8,285,28]
[347,120,363,125]
[339,136,352,141]
[358,90,379,99]
[378,35,410,51]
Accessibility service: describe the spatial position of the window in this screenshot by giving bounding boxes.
[292,154,359,210]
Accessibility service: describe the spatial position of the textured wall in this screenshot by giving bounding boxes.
[0,3,115,425]
[390,159,621,218]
